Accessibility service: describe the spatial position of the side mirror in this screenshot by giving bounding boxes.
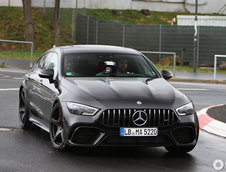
[161,70,173,80]
[39,69,54,83]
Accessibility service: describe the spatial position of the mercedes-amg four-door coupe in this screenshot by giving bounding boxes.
[19,45,199,152]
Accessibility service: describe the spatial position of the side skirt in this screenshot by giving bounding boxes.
[29,114,50,133]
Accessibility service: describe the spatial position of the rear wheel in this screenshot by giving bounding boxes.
[19,89,32,129]
[50,103,68,151]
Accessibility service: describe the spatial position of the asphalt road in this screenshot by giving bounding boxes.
[169,81,226,111]
[208,105,226,123]
[0,70,225,172]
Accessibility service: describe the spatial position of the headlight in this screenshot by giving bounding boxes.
[176,102,194,116]
[67,102,99,116]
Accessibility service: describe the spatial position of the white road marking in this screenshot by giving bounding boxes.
[0,128,13,132]
[12,77,23,80]
[177,88,208,91]
[0,88,19,91]
[2,75,10,78]
[0,75,23,80]
[0,69,27,73]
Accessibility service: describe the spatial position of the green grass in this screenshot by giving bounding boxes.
[155,64,226,74]
[44,8,74,46]
[0,61,5,68]
[0,7,24,41]
[77,9,226,25]
[46,8,185,25]
[0,7,56,51]
[0,51,44,61]
[0,7,226,52]
[78,9,185,25]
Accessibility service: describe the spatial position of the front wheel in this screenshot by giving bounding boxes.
[49,103,68,151]
[19,89,32,129]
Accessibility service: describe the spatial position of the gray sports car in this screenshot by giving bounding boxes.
[19,45,199,152]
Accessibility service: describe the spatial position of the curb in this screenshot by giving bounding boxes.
[171,78,226,84]
[0,67,28,74]
[197,104,226,138]
[0,58,35,70]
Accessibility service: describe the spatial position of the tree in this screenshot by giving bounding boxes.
[22,0,34,46]
[54,0,60,46]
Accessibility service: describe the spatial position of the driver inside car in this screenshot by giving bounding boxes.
[96,57,128,76]
[116,58,128,74]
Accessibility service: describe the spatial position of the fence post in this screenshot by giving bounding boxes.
[30,42,33,68]
[159,25,162,62]
[173,53,176,77]
[72,7,75,42]
[197,26,200,67]
[87,16,90,44]
[122,24,125,47]
[75,0,78,43]
[0,39,33,68]
[181,48,185,66]
[96,20,98,44]
[43,0,46,16]
[214,55,217,80]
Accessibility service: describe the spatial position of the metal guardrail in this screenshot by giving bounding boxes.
[0,39,34,68]
[214,54,226,80]
[140,51,176,77]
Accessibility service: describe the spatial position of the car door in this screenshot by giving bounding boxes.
[25,53,47,121]
[34,52,60,128]
[27,52,59,130]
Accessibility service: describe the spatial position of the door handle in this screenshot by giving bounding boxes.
[39,79,43,85]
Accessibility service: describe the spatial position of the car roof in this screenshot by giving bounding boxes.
[55,45,141,55]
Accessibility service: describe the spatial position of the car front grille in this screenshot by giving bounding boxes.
[98,109,178,128]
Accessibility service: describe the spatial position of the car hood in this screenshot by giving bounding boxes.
[60,77,189,109]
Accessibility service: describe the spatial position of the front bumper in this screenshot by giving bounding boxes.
[65,124,197,147]
[61,103,199,147]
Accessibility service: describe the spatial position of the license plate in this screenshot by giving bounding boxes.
[120,128,158,137]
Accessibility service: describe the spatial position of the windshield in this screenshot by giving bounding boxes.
[63,53,158,78]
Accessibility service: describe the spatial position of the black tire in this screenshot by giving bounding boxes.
[49,103,68,151]
[19,89,32,129]
[194,113,200,141]
[165,144,196,153]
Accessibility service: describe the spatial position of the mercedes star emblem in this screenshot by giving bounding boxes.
[137,101,142,105]
[132,110,148,126]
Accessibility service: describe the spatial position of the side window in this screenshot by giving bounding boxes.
[31,54,46,71]
[37,54,47,69]
[44,52,59,79]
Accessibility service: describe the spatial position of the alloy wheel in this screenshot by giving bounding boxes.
[19,89,31,129]
[50,104,67,150]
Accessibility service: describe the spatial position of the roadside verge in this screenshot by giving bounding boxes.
[197,105,226,138]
